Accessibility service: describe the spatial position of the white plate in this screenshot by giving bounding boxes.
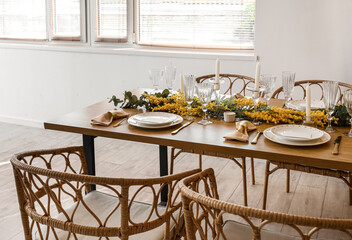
[128,113,183,129]
[287,99,325,111]
[132,112,178,126]
[263,127,331,146]
[270,125,325,141]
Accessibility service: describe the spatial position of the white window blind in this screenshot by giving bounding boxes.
[95,0,128,42]
[137,0,255,49]
[0,0,46,40]
[51,0,82,39]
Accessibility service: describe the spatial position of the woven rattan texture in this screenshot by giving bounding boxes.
[11,146,200,240]
[180,169,352,240]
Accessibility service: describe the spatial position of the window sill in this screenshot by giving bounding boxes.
[0,42,255,61]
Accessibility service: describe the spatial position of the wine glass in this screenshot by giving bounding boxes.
[196,82,213,125]
[164,66,177,93]
[183,75,196,120]
[282,71,295,107]
[322,81,339,133]
[261,74,277,104]
[343,89,352,137]
[246,83,265,126]
[149,69,164,91]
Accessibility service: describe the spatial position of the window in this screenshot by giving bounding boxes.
[0,0,47,40]
[95,0,128,42]
[51,0,83,40]
[136,0,255,49]
[0,0,256,50]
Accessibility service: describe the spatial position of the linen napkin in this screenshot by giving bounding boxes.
[91,109,129,126]
[223,120,257,142]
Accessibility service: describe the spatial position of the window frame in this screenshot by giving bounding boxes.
[48,0,87,42]
[90,0,129,43]
[0,0,255,52]
[133,0,255,51]
[0,0,48,41]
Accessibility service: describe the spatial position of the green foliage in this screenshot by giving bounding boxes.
[120,91,145,108]
[117,89,171,109]
[333,105,350,126]
[154,89,170,98]
[108,95,123,107]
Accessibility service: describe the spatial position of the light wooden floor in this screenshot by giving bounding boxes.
[1,122,351,239]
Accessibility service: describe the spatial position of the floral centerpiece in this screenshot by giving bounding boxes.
[109,89,350,128]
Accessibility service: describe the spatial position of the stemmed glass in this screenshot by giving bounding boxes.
[246,83,265,126]
[282,71,295,107]
[164,66,177,93]
[251,90,262,125]
[322,81,339,133]
[149,69,164,91]
[183,75,196,120]
[196,82,213,125]
[343,89,352,137]
[261,74,277,104]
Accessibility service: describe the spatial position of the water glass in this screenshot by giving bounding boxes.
[261,74,277,104]
[322,81,339,133]
[251,89,262,125]
[343,89,352,137]
[164,66,177,92]
[149,69,164,91]
[183,75,196,120]
[196,82,213,125]
[282,71,295,107]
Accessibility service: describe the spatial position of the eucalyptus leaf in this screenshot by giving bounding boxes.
[162,89,169,97]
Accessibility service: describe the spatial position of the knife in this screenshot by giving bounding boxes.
[251,131,262,144]
[332,136,342,155]
[171,121,193,135]
[113,118,127,127]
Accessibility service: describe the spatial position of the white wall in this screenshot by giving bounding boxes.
[0,0,351,127]
[255,0,352,81]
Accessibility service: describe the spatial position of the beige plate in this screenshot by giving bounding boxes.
[132,112,179,126]
[128,114,183,129]
[270,125,325,142]
[264,128,331,146]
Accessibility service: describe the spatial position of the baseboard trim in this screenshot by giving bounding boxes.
[0,115,44,128]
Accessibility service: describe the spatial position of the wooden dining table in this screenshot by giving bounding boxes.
[44,89,352,205]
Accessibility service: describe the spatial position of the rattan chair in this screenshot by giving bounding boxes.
[264,80,352,209]
[170,74,256,207]
[11,146,201,240]
[271,80,352,104]
[180,168,352,240]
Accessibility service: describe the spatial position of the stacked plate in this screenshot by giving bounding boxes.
[128,112,183,129]
[263,125,331,146]
[287,99,325,111]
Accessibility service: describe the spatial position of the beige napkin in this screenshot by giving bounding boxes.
[223,120,257,142]
[91,109,129,126]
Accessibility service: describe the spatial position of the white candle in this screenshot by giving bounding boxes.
[214,58,220,90]
[254,61,261,97]
[306,84,311,122]
[180,74,184,92]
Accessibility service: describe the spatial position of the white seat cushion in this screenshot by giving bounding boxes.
[34,191,176,240]
[221,220,300,240]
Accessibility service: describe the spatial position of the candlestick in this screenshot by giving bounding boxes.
[180,74,184,92]
[306,84,311,122]
[214,58,220,90]
[254,61,261,98]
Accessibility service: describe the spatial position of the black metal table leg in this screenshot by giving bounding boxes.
[83,135,96,191]
[159,145,169,206]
